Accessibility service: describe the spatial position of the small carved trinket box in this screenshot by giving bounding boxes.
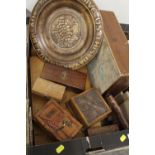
[70,88,111,127]
[34,100,83,141]
[41,63,87,90]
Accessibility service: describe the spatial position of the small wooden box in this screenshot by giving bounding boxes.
[32,77,66,101]
[87,124,119,136]
[70,88,111,127]
[41,63,87,90]
[34,100,83,141]
[87,11,129,96]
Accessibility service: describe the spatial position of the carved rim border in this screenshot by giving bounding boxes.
[29,0,103,70]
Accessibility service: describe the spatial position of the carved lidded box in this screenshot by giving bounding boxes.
[34,100,82,141]
[29,0,103,70]
[70,88,111,127]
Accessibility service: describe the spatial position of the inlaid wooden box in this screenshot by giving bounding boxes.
[87,11,129,96]
[34,100,82,141]
[70,88,111,127]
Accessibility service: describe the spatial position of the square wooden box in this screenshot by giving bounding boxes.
[70,88,111,127]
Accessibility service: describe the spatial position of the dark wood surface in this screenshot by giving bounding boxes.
[106,95,129,129]
[41,63,87,90]
[34,100,82,141]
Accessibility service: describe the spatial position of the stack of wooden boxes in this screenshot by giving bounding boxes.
[28,11,129,145]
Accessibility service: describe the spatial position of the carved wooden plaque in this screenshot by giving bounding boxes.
[70,88,111,127]
[29,0,103,70]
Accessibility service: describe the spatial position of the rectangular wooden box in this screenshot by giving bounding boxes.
[87,11,129,96]
[88,124,119,136]
[34,100,83,141]
[70,88,111,127]
[41,63,87,91]
[32,77,66,101]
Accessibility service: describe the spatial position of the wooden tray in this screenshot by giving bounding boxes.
[29,0,103,70]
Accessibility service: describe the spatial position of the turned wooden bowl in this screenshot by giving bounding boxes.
[29,0,103,70]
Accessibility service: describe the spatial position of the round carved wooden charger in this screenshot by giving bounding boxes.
[30,0,103,70]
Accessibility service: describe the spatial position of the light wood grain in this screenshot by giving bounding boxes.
[32,77,66,101]
[30,56,44,87]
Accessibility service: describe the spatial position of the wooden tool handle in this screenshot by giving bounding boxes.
[107,95,129,129]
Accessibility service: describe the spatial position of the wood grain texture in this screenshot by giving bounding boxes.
[32,77,66,101]
[33,124,57,145]
[31,94,49,116]
[30,56,44,87]
[78,66,92,90]
[70,88,111,127]
[88,124,119,136]
[34,100,82,141]
[101,11,129,74]
[60,88,78,111]
[41,63,87,90]
[91,121,102,128]
[107,95,129,129]
[87,11,129,96]
[120,98,129,122]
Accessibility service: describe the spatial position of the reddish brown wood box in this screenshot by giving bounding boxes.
[41,63,87,90]
[34,100,83,141]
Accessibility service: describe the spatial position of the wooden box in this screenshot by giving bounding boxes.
[88,124,119,136]
[87,11,129,96]
[32,77,66,101]
[41,63,87,90]
[34,100,82,141]
[70,88,111,127]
